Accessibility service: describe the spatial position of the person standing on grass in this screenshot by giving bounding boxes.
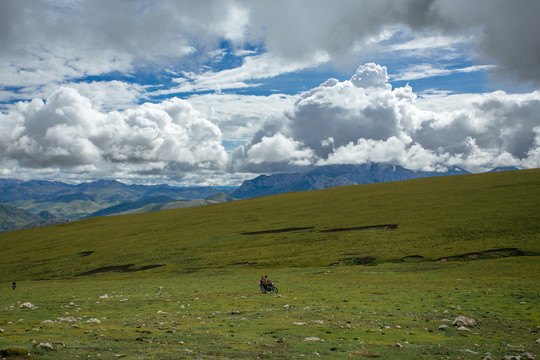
[263,275,269,290]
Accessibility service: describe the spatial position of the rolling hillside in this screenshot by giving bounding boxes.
[0,169,538,280]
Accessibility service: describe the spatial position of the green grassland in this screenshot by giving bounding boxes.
[0,169,539,359]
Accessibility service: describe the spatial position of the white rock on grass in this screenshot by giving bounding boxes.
[304,337,324,342]
[439,324,449,330]
[58,316,77,323]
[41,320,54,325]
[99,294,110,299]
[85,318,101,324]
[37,342,54,350]
[457,326,471,332]
[19,302,37,309]
[453,316,476,327]
[292,322,308,325]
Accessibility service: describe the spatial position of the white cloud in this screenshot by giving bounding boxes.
[239,63,540,173]
[392,64,495,81]
[187,92,295,145]
[1,88,228,178]
[154,51,330,95]
[247,133,315,165]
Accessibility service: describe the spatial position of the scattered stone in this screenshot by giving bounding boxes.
[395,342,403,348]
[521,353,534,359]
[292,322,308,325]
[37,342,54,350]
[520,302,527,305]
[86,318,101,324]
[19,302,38,309]
[58,316,77,323]
[99,294,110,299]
[483,356,493,360]
[457,326,470,332]
[0,328,4,333]
[504,356,521,360]
[463,349,478,354]
[439,324,449,330]
[41,320,54,324]
[157,286,164,291]
[157,310,167,315]
[304,337,324,342]
[453,316,476,327]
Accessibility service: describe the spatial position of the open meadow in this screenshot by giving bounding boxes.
[0,169,539,359]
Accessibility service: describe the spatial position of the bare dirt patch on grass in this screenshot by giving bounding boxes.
[321,224,397,232]
[241,224,398,235]
[436,248,524,262]
[240,227,314,235]
[76,264,164,276]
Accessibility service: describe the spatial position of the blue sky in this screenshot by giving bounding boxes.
[0,0,539,185]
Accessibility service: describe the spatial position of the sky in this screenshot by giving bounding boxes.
[1,0,539,186]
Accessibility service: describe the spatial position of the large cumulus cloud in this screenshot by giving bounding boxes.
[235,63,540,173]
[0,88,227,179]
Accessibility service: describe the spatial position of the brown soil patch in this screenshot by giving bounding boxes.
[436,248,524,262]
[241,224,397,235]
[77,251,94,257]
[240,227,314,235]
[321,224,397,232]
[76,264,164,276]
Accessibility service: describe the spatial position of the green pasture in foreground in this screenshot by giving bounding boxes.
[1,258,538,359]
[0,169,539,358]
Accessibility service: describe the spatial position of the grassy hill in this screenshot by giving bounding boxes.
[0,169,538,359]
[1,169,538,280]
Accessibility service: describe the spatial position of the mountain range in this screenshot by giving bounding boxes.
[0,180,235,232]
[230,163,473,199]
[0,163,520,232]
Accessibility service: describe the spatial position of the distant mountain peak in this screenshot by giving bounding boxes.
[229,163,471,199]
[488,166,520,172]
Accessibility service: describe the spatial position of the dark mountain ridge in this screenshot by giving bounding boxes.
[230,163,470,199]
